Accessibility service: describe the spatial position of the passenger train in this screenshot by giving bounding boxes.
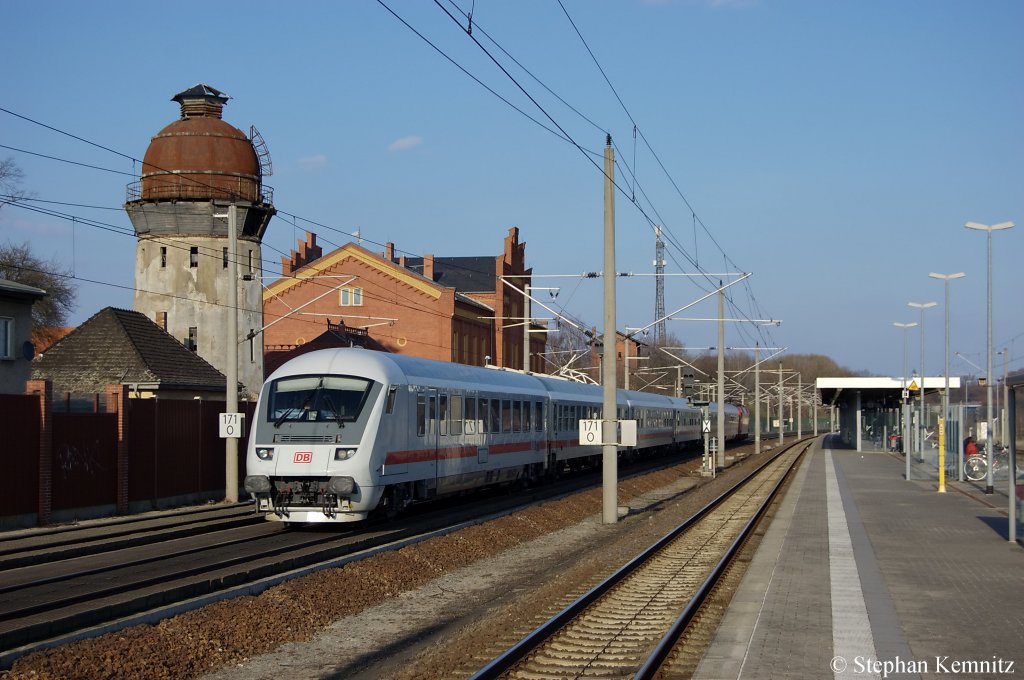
[243,348,748,523]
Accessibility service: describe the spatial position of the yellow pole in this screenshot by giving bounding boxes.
[938,416,946,493]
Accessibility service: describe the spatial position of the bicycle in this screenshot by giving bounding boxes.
[963,446,1009,482]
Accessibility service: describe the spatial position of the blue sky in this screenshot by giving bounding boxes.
[2,0,1021,378]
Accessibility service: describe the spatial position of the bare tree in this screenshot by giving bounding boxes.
[0,241,77,334]
[0,157,29,208]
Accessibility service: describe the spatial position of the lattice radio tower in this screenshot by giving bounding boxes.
[654,225,666,345]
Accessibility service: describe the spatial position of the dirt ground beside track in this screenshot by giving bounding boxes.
[5,443,774,680]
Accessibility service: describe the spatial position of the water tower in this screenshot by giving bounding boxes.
[125,84,275,396]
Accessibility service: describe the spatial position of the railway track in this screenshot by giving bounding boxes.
[0,448,707,666]
[469,440,809,680]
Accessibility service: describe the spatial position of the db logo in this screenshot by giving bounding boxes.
[293,451,313,464]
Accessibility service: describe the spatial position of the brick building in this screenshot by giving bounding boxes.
[262,227,545,371]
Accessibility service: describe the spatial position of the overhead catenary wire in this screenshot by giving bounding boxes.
[3,5,782,355]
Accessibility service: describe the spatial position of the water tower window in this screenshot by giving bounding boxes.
[223,247,229,269]
[187,326,198,351]
[190,247,199,268]
[248,250,254,273]
[160,247,167,268]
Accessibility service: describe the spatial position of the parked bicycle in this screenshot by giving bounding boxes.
[963,445,1010,482]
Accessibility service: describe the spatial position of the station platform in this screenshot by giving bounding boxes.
[695,435,1023,680]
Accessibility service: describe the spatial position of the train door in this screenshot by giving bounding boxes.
[426,389,440,480]
[397,388,439,481]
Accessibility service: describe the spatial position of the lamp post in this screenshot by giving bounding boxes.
[930,273,965,488]
[908,301,937,462]
[965,220,1014,494]
[895,321,917,481]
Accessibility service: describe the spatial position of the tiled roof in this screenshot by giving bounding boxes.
[403,256,496,292]
[32,307,227,394]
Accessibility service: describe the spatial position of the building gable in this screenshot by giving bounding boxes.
[263,243,442,303]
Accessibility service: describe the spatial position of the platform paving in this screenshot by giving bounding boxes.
[694,435,1024,680]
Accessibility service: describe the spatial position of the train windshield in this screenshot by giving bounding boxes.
[268,375,374,426]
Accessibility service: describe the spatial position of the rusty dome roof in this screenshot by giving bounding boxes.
[138,85,262,203]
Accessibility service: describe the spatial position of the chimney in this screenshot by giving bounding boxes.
[423,254,435,281]
[281,231,322,275]
[385,242,395,262]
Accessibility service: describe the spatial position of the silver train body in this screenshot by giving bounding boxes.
[243,348,747,523]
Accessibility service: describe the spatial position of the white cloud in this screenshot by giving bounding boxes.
[297,155,328,172]
[388,136,423,153]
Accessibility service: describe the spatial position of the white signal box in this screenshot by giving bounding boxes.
[579,419,637,446]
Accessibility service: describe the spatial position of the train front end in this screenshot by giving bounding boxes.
[243,351,391,523]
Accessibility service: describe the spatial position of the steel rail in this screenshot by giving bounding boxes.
[469,438,810,680]
[633,440,809,678]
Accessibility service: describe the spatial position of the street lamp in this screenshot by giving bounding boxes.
[965,220,1014,494]
[908,301,937,463]
[930,272,965,489]
[895,321,918,481]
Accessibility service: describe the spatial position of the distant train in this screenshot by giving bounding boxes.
[244,348,748,523]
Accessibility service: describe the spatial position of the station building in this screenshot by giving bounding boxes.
[262,227,546,372]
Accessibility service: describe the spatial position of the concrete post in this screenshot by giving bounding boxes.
[601,136,618,525]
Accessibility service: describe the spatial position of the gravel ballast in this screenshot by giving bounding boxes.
[5,444,773,680]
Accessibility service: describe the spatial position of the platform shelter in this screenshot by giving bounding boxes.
[816,377,961,480]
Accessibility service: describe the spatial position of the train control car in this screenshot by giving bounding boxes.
[243,348,703,523]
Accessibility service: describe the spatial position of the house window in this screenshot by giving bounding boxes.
[157,312,168,331]
[160,247,167,268]
[187,326,198,351]
[340,287,363,306]
[190,247,199,268]
[0,317,12,359]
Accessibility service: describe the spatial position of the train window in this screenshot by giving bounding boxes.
[489,399,501,434]
[439,394,449,436]
[451,395,464,435]
[385,386,398,414]
[269,375,374,425]
[427,396,437,436]
[522,401,531,432]
[512,401,521,432]
[465,397,477,435]
[479,398,489,433]
[535,402,543,432]
[501,400,512,433]
[416,395,426,437]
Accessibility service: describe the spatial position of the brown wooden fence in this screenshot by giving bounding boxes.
[2,393,41,518]
[3,380,256,528]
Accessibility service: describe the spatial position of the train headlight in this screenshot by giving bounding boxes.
[327,476,356,496]
[334,447,357,461]
[256,447,275,461]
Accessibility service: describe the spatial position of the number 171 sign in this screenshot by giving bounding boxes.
[219,412,245,439]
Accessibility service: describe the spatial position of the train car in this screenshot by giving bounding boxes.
[705,402,750,442]
[243,348,702,524]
